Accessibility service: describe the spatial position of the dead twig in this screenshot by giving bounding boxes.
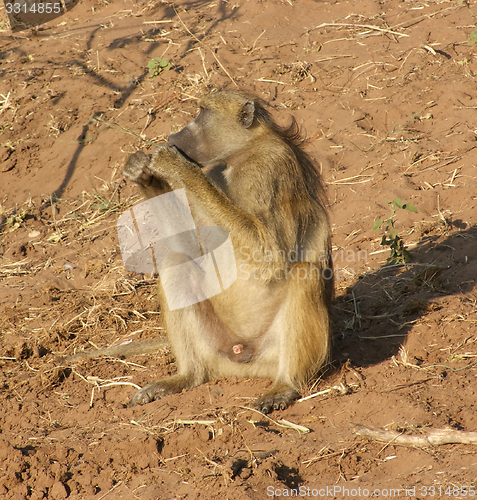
[354,424,477,447]
[309,23,409,38]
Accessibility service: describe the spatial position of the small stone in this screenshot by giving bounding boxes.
[240,467,253,479]
[50,481,68,499]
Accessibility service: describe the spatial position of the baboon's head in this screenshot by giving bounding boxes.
[168,91,266,168]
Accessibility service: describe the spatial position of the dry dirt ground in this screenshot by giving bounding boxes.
[1,0,477,498]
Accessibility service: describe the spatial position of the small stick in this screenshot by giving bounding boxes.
[256,78,287,85]
[309,23,409,38]
[97,481,123,500]
[354,424,477,446]
[198,47,208,78]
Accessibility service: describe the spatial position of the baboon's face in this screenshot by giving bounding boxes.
[167,93,256,168]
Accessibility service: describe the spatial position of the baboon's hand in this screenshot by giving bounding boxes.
[148,144,201,182]
[123,151,153,187]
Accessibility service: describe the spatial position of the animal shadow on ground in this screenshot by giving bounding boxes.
[331,223,477,375]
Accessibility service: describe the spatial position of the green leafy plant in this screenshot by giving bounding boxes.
[469,24,477,45]
[457,0,477,45]
[147,57,170,77]
[373,198,417,264]
[0,206,27,233]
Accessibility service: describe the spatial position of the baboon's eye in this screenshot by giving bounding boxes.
[196,107,206,120]
[196,107,211,125]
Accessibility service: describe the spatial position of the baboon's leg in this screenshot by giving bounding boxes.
[130,263,211,405]
[255,262,331,413]
[130,253,254,406]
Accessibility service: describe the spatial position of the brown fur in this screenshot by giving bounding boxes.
[122,90,332,413]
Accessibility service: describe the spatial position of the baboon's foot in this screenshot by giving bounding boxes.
[123,151,153,186]
[254,384,300,414]
[130,375,189,406]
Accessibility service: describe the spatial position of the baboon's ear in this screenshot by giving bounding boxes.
[240,101,255,128]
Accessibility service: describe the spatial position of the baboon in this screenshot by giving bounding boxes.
[122,90,332,413]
